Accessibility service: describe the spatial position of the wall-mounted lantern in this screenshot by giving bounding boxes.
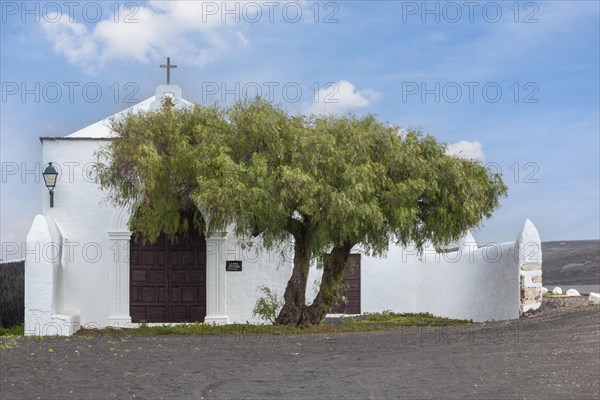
[42,162,58,207]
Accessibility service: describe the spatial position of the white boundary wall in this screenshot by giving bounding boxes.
[303,220,541,323]
[349,240,519,322]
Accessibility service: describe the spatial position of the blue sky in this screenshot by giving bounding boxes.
[1,1,599,258]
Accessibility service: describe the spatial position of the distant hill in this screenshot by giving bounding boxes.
[542,240,600,286]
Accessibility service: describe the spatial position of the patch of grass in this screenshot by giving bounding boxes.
[364,311,472,325]
[0,338,18,349]
[78,322,305,337]
[75,312,471,337]
[0,314,472,339]
[0,323,24,337]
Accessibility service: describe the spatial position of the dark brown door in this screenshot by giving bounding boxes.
[331,254,361,314]
[130,232,206,323]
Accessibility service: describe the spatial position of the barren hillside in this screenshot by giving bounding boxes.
[542,240,600,286]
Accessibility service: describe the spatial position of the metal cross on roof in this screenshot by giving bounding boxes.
[160,57,178,85]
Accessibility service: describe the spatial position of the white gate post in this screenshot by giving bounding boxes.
[204,231,229,324]
[107,230,132,326]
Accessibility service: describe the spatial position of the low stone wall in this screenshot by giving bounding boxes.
[0,259,25,327]
[542,296,590,310]
[520,263,542,314]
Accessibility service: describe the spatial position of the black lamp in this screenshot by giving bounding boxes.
[42,162,58,207]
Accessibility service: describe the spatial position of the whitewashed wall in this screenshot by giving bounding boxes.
[29,139,116,334]
[359,241,519,322]
[223,239,294,323]
[25,213,82,335]
[358,220,540,322]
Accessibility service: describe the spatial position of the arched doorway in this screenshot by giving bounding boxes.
[129,231,207,323]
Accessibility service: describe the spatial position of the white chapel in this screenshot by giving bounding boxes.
[25,75,543,336]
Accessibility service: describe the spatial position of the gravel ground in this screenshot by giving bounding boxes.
[1,302,598,400]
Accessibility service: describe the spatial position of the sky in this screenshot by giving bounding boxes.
[1,0,599,260]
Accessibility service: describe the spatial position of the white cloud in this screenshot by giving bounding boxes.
[446,140,484,162]
[41,14,99,70]
[305,80,380,115]
[41,1,250,74]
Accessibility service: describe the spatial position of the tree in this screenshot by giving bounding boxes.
[293,116,508,323]
[96,98,507,327]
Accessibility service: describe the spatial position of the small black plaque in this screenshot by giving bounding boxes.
[226,261,242,272]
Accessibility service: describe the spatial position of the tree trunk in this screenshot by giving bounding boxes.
[274,232,311,326]
[306,242,354,325]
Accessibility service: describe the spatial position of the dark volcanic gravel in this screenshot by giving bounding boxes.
[1,305,599,400]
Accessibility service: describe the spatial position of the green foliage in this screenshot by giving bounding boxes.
[75,312,470,337]
[79,323,302,336]
[365,310,397,322]
[0,323,23,350]
[96,98,507,251]
[0,338,18,349]
[0,323,24,337]
[364,311,471,325]
[252,286,283,323]
[95,104,229,242]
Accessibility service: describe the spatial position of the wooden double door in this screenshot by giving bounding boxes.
[130,232,206,323]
